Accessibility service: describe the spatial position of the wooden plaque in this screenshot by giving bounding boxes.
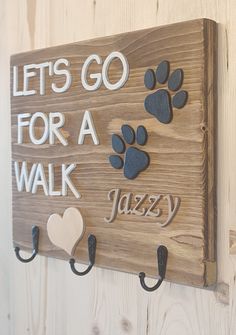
[11,19,217,287]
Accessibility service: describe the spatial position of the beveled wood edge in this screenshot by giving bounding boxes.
[203,19,217,275]
[204,261,217,286]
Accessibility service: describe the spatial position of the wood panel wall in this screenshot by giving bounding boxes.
[0,0,235,334]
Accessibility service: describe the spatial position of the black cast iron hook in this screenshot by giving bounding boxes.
[69,234,96,276]
[14,226,39,263]
[139,245,168,292]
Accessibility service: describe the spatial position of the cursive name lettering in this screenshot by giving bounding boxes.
[104,188,180,226]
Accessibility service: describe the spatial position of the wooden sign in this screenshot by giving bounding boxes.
[11,18,217,288]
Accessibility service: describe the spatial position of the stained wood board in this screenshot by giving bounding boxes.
[11,18,217,288]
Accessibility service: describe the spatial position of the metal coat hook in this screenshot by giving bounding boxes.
[139,245,168,292]
[14,226,39,263]
[69,234,96,276]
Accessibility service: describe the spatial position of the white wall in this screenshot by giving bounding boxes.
[0,0,235,334]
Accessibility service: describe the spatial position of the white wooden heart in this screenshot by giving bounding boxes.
[47,207,85,256]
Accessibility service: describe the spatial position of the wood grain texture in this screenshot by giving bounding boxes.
[1,0,236,334]
[11,19,217,288]
[229,230,236,254]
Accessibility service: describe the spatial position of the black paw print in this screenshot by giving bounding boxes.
[144,60,188,124]
[109,125,149,180]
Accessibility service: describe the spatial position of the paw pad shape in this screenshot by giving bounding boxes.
[144,60,188,124]
[109,125,149,179]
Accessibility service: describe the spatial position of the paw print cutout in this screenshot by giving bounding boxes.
[144,60,188,124]
[109,125,149,180]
